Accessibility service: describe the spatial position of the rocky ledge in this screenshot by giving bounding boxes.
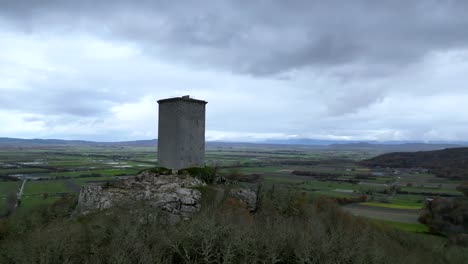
[76,171,206,221]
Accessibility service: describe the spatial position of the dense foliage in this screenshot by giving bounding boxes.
[419,184,468,245]
[292,170,373,179]
[178,166,217,184]
[139,167,173,175]
[419,197,468,243]
[0,187,467,264]
[360,147,468,179]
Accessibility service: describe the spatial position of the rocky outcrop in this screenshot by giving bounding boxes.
[77,171,206,221]
[230,188,257,212]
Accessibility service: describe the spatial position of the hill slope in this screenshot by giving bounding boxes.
[329,142,461,152]
[360,147,468,180]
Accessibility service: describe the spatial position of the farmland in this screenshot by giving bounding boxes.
[0,143,464,233]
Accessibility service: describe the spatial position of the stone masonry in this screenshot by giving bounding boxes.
[77,171,206,220]
[157,96,207,170]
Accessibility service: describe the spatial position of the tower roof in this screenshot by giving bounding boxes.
[157,95,207,105]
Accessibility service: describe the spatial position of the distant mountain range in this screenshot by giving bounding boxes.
[0,137,466,152]
[0,137,158,147]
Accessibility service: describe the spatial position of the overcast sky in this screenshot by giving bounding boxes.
[0,1,468,142]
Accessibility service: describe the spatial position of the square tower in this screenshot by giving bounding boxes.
[157,96,207,170]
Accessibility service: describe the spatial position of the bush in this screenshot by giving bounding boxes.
[0,187,467,263]
[178,166,217,184]
[3,193,18,217]
[333,195,368,205]
[457,182,468,197]
[139,166,172,175]
[419,196,468,240]
[419,183,468,244]
[225,173,261,183]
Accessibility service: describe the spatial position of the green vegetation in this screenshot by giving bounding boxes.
[0,189,467,263]
[18,196,61,210]
[419,191,468,242]
[72,176,126,186]
[0,143,461,215]
[372,219,430,233]
[139,166,172,175]
[179,166,217,184]
[0,144,464,240]
[388,194,426,208]
[363,202,422,210]
[457,183,468,197]
[0,181,19,195]
[360,147,468,180]
[23,181,70,195]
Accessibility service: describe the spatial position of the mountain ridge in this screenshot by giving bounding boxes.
[0,137,466,152]
[360,147,468,179]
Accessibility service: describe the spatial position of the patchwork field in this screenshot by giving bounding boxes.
[0,143,464,234]
[343,203,419,223]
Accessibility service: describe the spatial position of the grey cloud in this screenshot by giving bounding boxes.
[0,88,113,116]
[326,88,385,116]
[0,51,172,117]
[21,116,42,122]
[0,1,468,141]
[0,74,119,116]
[1,1,468,76]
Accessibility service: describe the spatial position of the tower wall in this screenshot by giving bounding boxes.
[157,96,207,170]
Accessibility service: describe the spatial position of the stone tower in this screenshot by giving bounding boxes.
[157,95,207,170]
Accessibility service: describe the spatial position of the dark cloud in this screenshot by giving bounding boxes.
[326,87,385,116]
[1,0,468,76]
[1,1,468,141]
[0,87,113,116]
[0,69,125,117]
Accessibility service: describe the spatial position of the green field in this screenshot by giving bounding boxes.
[0,181,19,195]
[23,180,71,195]
[0,144,464,236]
[18,196,61,210]
[363,202,423,210]
[372,219,430,233]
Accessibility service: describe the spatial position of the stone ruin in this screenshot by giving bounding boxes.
[76,170,257,222]
[77,170,205,221]
[76,96,256,221]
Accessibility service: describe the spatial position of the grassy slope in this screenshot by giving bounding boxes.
[0,189,466,264]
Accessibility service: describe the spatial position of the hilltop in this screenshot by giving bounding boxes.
[328,142,461,152]
[360,147,468,180]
